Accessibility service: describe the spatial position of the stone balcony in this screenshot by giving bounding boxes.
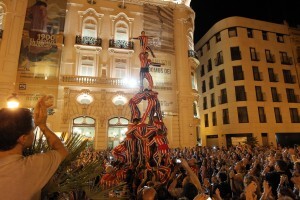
[61,75,138,89]
[188,50,200,69]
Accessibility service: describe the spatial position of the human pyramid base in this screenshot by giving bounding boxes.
[110,30,172,185]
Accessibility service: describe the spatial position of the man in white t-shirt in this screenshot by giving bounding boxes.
[0,95,69,200]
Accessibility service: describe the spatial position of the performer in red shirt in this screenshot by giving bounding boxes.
[147,129,170,166]
[141,89,162,124]
[111,142,127,163]
[129,92,145,122]
[132,31,156,58]
[139,52,164,91]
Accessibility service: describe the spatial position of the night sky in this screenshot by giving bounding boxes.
[190,0,300,42]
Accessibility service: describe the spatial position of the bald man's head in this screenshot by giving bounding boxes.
[142,187,157,200]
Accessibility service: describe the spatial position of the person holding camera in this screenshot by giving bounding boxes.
[0,95,68,200]
[168,158,202,199]
[265,160,290,198]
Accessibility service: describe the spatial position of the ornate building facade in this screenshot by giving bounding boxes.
[0,0,200,149]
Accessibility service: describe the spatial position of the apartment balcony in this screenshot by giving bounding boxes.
[281,57,293,65]
[260,114,267,123]
[214,56,224,66]
[276,115,283,123]
[75,35,102,47]
[203,103,207,110]
[257,93,266,101]
[273,94,282,102]
[211,100,216,107]
[216,76,226,85]
[218,95,228,104]
[288,95,300,103]
[251,52,260,61]
[266,54,275,63]
[254,72,263,81]
[269,74,279,82]
[107,39,134,55]
[188,50,200,68]
[284,75,296,84]
[61,75,137,89]
[188,50,199,59]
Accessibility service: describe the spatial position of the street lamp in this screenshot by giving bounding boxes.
[7,93,19,109]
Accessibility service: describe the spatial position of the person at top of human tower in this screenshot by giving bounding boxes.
[132,31,156,58]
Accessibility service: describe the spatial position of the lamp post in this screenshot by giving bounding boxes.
[7,93,19,109]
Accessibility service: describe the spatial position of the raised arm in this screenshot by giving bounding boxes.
[34,96,69,161]
[180,158,202,192]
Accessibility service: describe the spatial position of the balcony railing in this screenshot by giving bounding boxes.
[254,72,263,81]
[109,39,134,50]
[218,95,228,104]
[75,35,102,46]
[288,95,300,103]
[188,50,199,59]
[273,93,282,102]
[266,54,275,63]
[216,76,226,85]
[203,103,207,110]
[284,75,296,84]
[276,115,283,123]
[61,75,136,88]
[281,57,293,65]
[269,74,279,82]
[214,56,224,66]
[257,92,266,101]
[251,52,260,61]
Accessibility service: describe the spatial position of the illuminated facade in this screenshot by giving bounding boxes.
[0,0,199,149]
[195,17,300,147]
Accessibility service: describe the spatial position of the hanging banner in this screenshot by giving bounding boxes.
[17,0,67,79]
[143,4,175,55]
[16,0,67,107]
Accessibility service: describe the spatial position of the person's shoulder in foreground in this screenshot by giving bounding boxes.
[0,95,68,200]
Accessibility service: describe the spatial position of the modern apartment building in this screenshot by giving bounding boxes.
[194,17,300,147]
[0,0,200,149]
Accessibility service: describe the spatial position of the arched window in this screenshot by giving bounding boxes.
[82,17,97,38]
[108,117,129,149]
[114,21,128,41]
[72,116,95,145]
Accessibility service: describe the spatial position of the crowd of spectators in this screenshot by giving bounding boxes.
[91,144,300,200]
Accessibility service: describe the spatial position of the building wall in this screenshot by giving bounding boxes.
[195,17,300,147]
[0,0,199,149]
[0,0,28,108]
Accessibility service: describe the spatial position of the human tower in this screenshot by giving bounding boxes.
[111,31,171,182]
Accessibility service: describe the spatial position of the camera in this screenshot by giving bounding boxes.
[176,159,181,163]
